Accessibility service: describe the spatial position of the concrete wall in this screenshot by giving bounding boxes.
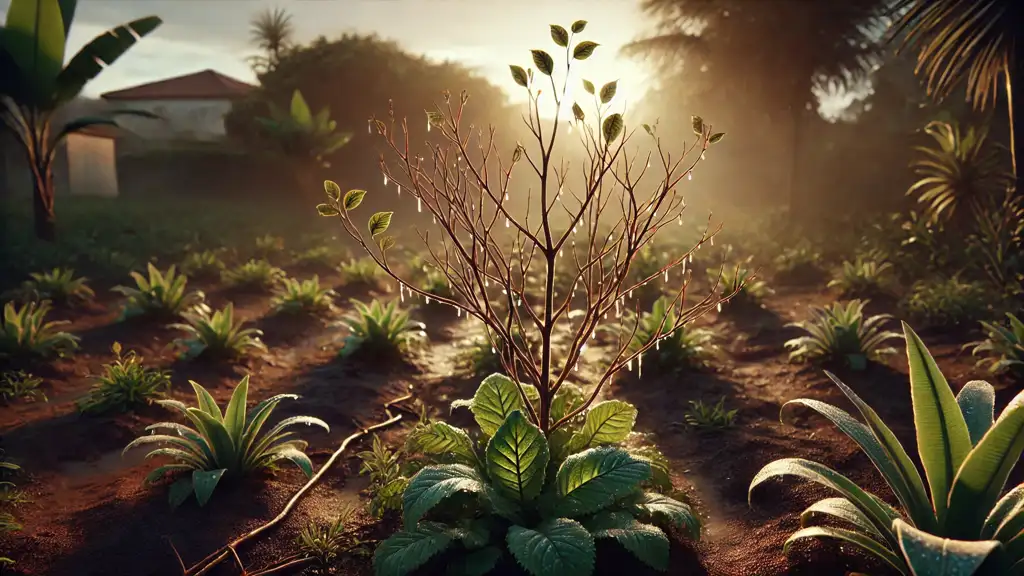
[66,133,118,197]
[108,99,234,141]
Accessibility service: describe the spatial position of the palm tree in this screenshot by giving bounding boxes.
[0,0,162,241]
[249,7,294,75]
[889,0,1024,195]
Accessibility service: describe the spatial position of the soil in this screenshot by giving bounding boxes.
[0,272,1016,576]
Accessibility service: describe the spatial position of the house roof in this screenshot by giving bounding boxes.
[100,69,255,101]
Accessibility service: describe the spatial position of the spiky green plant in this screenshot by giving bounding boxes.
[616,296,719,373]
[966,313,1024,376]
[828,256,894,297]
[179,250,226,278]
[170,303,267,360]
[785,300,902,371]
[336,299,425,358]
[684,397,737,429]
[112,263,205,320]
[709,259,770,309]
[254,234,285,260]
[298,508,362,567]
[752,323,1024,575]
[0,301,79,358]
[903,276,992,327]
[123,375,329,507]
[222,259,287,290]
[375,374,699,576]
[22,268,94,304]
[77,342,171,414]
[0,371,45,403]
[271,275,336,314]
[338,257,384,287]
[773,242,825,283]
[358,435,414,519]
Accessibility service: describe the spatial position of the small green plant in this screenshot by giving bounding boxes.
[902,276,992,327]
[77,343,171,414]
[336,299,425,359]
[179,250,225,278]
[254,234,285,260]
[828,256,894,297]
[170,303,267,360]
[222,259,287,290]
[419,265,453,300]
[123,375,329,507]
[616,296,719,373]
[0,451,21,566]
[112,263,205,320]
[338,257,384,287]
[0,301,80,358]
[773,242,824,283]
[0,371,46,403]
[683,397,737,429]
[709,259,770,309]
[271,275,337,314]
[21,268,95,304]
[966,312,1024,376]
[461,329,530,376]
[375,374,699,575]
[358,435,414,518]
[752,323,1024,576]
[292,246,342,268]
[785,300,902,371]
[298,508,365,568]
[628,243,668,303]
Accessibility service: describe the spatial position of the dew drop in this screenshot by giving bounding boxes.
[701,151,706,161]
[627,358,633,371]
[505,218,510,228]
[663,270,669,282]
[417,197,423,213]
[397,184,402,196]
[425,296,431,304]
[368,122,372,134]
[432,215,437,224]
[384,175,389,186]
[505,193,509,202]
[491,347,497,354]
[687,172,692,181]
[717,302,723,313]
[678,216,682,226]
[638,354,643,378]
[655,339,661,351]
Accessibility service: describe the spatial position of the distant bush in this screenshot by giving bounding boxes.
[222,259,287,291]
[902,276,993,327]
[16,268,94,305]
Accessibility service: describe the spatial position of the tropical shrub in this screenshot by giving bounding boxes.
[902,276,992,327]
[21,268,94,304]
[222,259,287,290]
[684,397,737,429]
[0,371,45,403]
[828,256,894,297]
[616,296,719,373]
[112,263,205,320]
[336,299,425,358]
[179,250,226,278]
[170,303,267,360]
[785,300,902,371]
[966,313,1024,376]
[77,342,171,414]
[709,259,770,309]
[271,275,336,313]
[752,323,1024,575]
[0,301,79,358]
[339,257,385,286]
[123,375,329,507]
[375,374,699,576]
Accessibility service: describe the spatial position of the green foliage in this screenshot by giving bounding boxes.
[336,299,425,359]
[124,375,328,507]
[617,296,720,373]
[0,450,21,566]
[966,313,1024,376]
[683,398,738,429]
[222,259,287,290]
[170,303,267,360]
[828,255,894,297]
[254,234,285,260]
[77,342,171,414]
[709,259,771,309]
[752,323,1024,575]
[19,267,94,304]
[773,242,825,283]
[0,300,79,358]
[785,300,902,371]
[902,276,993,327]
[359,435,417,518]
[298,508,367,567]
[292,245,343,268]
[375,373,699,576]
[179,250,226,278]
[271,275,336,314]
[255,89,353,167]
[0,370,46,403]
[420,265,453,300]
[462,330,531,377]
[628,244,668,303]
[338,257,385,286]
[112,263,205,320]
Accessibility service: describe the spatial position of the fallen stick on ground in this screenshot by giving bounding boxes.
[179,392,413,576]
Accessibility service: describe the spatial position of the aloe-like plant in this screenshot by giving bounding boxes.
[751,323,1024,575]
[785,300,902,371]
[271,275,336,314]
[170,303,267,360]
[338,257,385,287]
[22,268,94,304]
[179,250,225,278]
[336,299,425,358]
[684,397,737,429]
[222,259,287,290]
[966,313,1024,376]
[828,256,894,297]
[111,263,204,320]
[77,342,171,414]
[709,259,770,309]
[375,374,698,576]
[0,300,79,358]
[123,375,329,507]
[616,296,719,373]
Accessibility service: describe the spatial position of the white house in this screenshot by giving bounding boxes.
[100,69,255,141]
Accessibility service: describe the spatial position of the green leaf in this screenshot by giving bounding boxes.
[343,189,367,210]
[403,464,485,525]
[599,81,617,104]
[602,114,624,144]
[446,546,502,576]
[555,447,651,516]
[289,89,313,127]
[531,50,554,76]
[368,211,393,237]
[784,525,905,573]
[468,373,527,436]
[573,41,599,60]
[407,421,477,465]
[486,410,549,502]
[956,380,995,446]
[55,15,162,102]
[584,511,669,571]
[570,400,637,450]
[571,20,587,33]
[690,116,704,136]
[635,492,701,540]
[800,497,888,541]
[708,132,725,144]
[378,235,396,252]
[509,65,529,88]
[374,522,455,576]
[550,25,569,47]
[168,476,193,509]
[582,79,595,95]
[551,384,585,422]
[903,322,972,523]
[317,203,340,217]
[894,518,1000,576]
[192,468,226,507]
[5,0,66,98]
[506,518,596,576]
[324,180,342,201]
[572,102,585,122]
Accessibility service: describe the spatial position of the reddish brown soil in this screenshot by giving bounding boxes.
[0,276,1016,576]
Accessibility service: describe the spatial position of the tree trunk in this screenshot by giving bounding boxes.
[1010,51,1023,197]
[31,163,56,242]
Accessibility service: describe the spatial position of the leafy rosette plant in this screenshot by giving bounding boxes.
[751,322,1024,575]
[375,374,698,576]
